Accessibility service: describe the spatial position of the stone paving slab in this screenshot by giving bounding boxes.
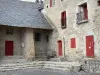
[0,68,99,75]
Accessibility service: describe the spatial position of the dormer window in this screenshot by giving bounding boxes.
[77,3,88,24]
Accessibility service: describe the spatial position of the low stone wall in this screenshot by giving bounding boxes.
[82,59,100,73]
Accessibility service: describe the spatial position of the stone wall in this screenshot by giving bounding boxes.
[22,28,35,60]
[0,26,51,61]
[34,29,51,60]
[0,26,22,58]
[82,59,100,73]
[44,0,100,60]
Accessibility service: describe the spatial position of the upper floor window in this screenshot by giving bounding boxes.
[6,27,14,35]
[98,0,100,6]
[50,0,55,7]
[77,3,88,24]
[61,11,66,28]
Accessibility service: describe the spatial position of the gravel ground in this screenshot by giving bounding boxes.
[0,68,99,75]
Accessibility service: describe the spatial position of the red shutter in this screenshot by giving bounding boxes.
[61,11,66,28]
[98,1,100,6]
[50,0,52,7]
[83,5,88,19]
[70,38,76,48]
[64,11,66,26]
[61,12,64,26]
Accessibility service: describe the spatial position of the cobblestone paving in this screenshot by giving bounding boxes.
[0,68,99,75]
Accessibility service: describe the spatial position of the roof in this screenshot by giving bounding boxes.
[0,0,52,29]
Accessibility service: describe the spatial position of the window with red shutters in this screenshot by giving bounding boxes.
[77,3,88,24]
[50,0,55,7]
[61,11,66,28]
[98,1,100,6]
[70,38,76,48]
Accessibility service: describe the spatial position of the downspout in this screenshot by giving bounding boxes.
[63,37,66,57]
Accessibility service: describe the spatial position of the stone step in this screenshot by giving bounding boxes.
[35,56,47,61]
[0,59,27,64]
[0,56,27,64]
[50,57,67,61]
[2,56,24,59]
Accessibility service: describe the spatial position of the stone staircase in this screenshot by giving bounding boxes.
[35,51,48,61]
[0,56,82,72]
[0,61,81,72]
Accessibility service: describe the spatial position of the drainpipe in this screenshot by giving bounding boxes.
[63,37,66,57]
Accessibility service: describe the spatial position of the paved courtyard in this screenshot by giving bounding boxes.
[0,68,99,75]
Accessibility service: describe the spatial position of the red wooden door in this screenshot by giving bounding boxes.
[5,41,13,56]
[86,35,94,57]
[58,40,62,56]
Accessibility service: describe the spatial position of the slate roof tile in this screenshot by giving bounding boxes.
[0,0,52,29]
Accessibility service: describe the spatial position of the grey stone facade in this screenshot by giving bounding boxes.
[0,25,52,61]
[0,0,52,61]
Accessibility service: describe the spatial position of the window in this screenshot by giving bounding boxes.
[46,35,49,42]
[35,33,41,41]
[77,3,88,24]
[45,0,49,8]
[50,0,55,7]
[98,1,100,6]
[52,0,55,6]
[70,38,76,48]
[61,11,66,28]
[6,27,13,35]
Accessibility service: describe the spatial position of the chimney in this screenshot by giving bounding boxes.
[40,0,43,3]
[36,0,39,3]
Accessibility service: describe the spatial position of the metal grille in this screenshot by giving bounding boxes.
[76,12,84,24]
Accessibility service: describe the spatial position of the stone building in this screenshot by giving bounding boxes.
[0,0,53,63]
[1,0,100,64]
[44,0,100,61]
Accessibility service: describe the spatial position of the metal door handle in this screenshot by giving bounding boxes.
[89,47,91,49]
